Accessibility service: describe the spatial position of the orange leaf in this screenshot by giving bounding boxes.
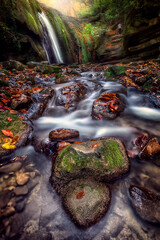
[65,104,69,109]
[91,144,98,149]
[1,130,14,138]
[3,138,12,144]
[8,117,12,122]
[12,136,20,144]
[9,110,18,114]
[76,189,85,199]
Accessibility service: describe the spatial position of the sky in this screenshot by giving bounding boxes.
[38,0,82,17]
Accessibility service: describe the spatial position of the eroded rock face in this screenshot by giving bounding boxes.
[92,92,125,120]
[62,178,111,227]
[56,83,87,109]
[49,128,79,141]
[51,138,129,189]
[129,185,160,224]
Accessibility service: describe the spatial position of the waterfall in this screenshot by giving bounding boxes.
[39,12,63,64]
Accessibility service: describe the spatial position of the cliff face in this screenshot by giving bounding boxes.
[0,0,45,62]
[123,0,160,59]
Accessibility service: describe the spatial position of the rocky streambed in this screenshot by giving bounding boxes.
[0,60,160,239]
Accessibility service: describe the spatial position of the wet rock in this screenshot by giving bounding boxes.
[92,92,125,120]
[139,138,160,159]
[14,186,28,196]
[0,162,22,173]
[15,200,26,213]
[32,137,57,156]
[0,191,12,209]
[36,63,61,74]
[62,178,111,227]
[129,185,160,224]
[2,60,25,71]
[11,94,32,110]
[51,138,129,190]
[104,65,128,81]
[49,128,79,141]
[0,206,15,218]
[56,83,87,109]
[16,172,29,186]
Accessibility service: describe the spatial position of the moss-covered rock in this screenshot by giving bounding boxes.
[51,138,130,188]
[36,64,62,74]
[104,65,129,81]
[2,60,25,71]
[62,178,111,227]
[0,113,31,158]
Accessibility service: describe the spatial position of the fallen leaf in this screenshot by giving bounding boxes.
[76,189,85,199]
[65,104,69,109]
[8,117,12,122]
[1,130,14,138]
[9,110,18,114]
[2,143,16,149]
[91,144,98,149]
[12,155,27,162]
[3,138,12,144]
[12,136,20,144]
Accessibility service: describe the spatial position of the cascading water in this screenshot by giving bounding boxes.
[39,12,63,64]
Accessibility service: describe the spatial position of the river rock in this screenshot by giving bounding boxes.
[92,92,125,120]
[11,94,32,110]
[104,65,129,81]
[2,60,25,71]
[129,185,160,224]
[0,206,15,218]
[16,172,29,186]
[49,128,79,141]
[62,178,111,227]
[0,191,12,209]
[51,138,129,190]
[14,186,29,196]
[139,138,160,159]
[0,162,22,173]
[56,83,87,109]
[36,63,61,74]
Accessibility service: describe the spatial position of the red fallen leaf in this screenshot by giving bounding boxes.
[9,110,18,114]
[8,117,12,122]
[0,102,4,108]
[97,114,103,120]
[20,109,28,113]
[91,139,97,141]
[91,144,98,149]
[135,134,149,149]
[1,129,14,138]
[19,115,24,121]
[1,98,9,104]
[76,189,85,199]
[0,109,5,112]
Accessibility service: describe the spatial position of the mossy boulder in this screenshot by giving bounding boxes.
[51,138,130,189]
[62,178,111,227]
[2,60,25,71]
[36,64,62,74]
[0,113,31,158]
[105,65,129,81]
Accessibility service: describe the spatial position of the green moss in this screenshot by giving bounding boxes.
[105,65,129,81]
[56,139,125,174]
[25,11,39,34]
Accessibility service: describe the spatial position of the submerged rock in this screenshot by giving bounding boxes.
[49,128,79,141]
[2,60,25,71]
[51,138,129,189]
[56,83,87,109]
[62,178,111,227]
[129,185,160,224]
[0,162,22,173]
[139,138,160,159]
[92,92,125,120]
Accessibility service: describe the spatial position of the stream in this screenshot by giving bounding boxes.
[0,69,160,239]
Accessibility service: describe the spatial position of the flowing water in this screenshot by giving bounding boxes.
[39,12,63,64]
[0,70,160,239]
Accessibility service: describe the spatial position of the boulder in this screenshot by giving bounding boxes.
[129,185,160,224]
[36,63,61,74]
[0,113,31,158]
[105,66,128,81]
[62,178,111,227]
[56,83,87,109]
[2,60,25,71]
[51,138,130,189]
[11,94,32,110]
[139,138,160,159]
[92,92,125,120]
[49,128,79,141]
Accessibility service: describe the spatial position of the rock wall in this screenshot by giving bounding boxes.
[123,0,160,59]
